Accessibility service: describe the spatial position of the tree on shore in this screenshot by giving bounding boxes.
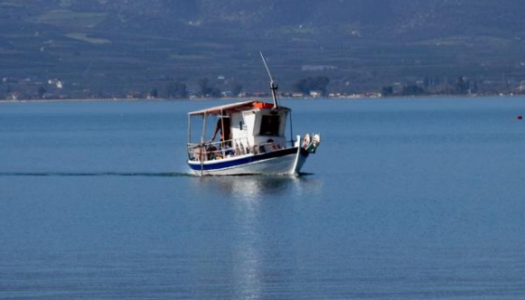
[402,84,425,96]
[455,76,469,94]
[198,78,221,98]
[381,86,394,97]
[149,88,158,98]
[293,76,330,96]
[37,86,46,99]
[232,83,243,97]
[165,81,188,99]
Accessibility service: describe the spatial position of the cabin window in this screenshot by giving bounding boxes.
[259,115,280,136]
[239,120,246,130]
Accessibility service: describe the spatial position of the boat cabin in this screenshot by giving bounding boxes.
[187,101,293,162]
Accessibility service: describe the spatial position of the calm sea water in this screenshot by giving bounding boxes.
[1,97,525,299]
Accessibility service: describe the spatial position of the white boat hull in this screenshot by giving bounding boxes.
[188,147,308,176]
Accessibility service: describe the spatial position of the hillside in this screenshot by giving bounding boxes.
[2,0,525,99]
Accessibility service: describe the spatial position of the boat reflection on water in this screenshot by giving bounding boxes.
[188,175,323,299]
[193,174,322,201]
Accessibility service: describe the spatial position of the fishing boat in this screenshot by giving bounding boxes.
[186,54,320,176]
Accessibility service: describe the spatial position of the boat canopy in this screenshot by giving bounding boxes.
[188,100,290,116]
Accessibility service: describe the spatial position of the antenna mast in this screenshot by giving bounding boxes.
[260,52,279,109]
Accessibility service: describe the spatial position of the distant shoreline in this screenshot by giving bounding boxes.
[0,94,523,103]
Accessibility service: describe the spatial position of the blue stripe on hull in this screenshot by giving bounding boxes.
[188,147,306,171]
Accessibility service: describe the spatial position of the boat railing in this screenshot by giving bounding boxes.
[187,137,284,162]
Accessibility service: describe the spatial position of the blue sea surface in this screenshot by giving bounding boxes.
[1,97,525,299]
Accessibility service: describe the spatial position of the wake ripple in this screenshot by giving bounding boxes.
[0,172,192,178]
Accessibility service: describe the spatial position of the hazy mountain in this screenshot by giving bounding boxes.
[2,0,525,98]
